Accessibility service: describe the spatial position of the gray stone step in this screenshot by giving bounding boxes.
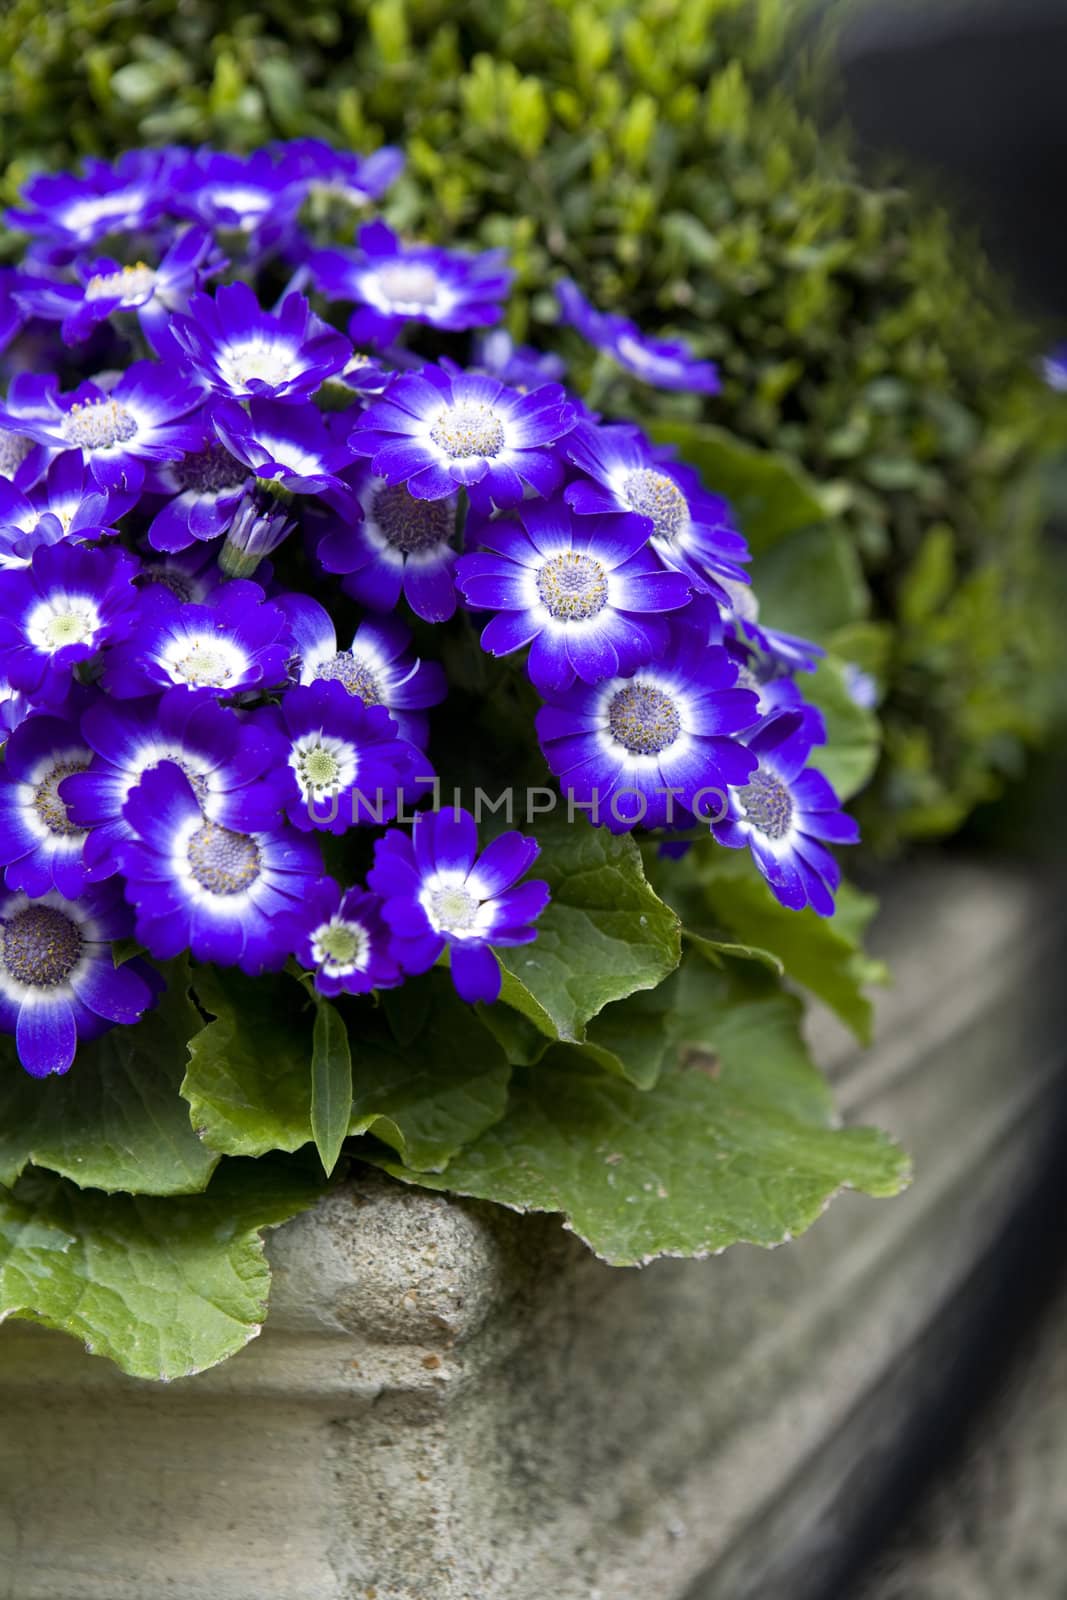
[0,858,1063,1600]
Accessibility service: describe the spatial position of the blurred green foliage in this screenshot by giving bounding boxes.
[2,0,1064,847]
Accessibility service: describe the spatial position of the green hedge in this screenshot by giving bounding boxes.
[3,0,1064,846]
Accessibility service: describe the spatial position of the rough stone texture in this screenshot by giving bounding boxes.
[0,861,1064,1600]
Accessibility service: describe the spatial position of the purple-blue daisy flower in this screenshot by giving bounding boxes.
[255,679,421,834]
[102,578,293,699]
[275,140,405,208]
[170,149,306,256]
[145,430,253,552]
[0,360,204,494]
[62,686,284,879]
[171,283,350,403]
[118,761,323,974]
[456,500,691,694]
[278,594,446,750]
[0,542,140,702]
[563,420,751,602]
[367,807,549,1005]
[12,226,222,353]
[6,150,178,252]
[287,878,402,997]
[711,713,859,915]
[0,375,67,488]
[314,468,459,623]
[211,397,353,495]
[473,329,567,391]
[310,220,511,346]
[535,630,759,833]
[131,543,230,610]
[718,576,824,673]
[349,363,576,512]
[0,880,160,1077]
[0,711,101,898]
[557,279,721,395]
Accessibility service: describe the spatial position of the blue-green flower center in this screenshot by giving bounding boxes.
[623,470,687,540]
[187,821,261,895]
[738,768,793,840]
[430,403,505,460]
[312,917,370,973]
[536,552,609,621]
[2,905,83,987]
[63,398,138,450]
[427,885,479,933]
[371,483,453,555]
[607,682,681,755]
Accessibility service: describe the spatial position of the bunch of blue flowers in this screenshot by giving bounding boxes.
[0,142,857,1082]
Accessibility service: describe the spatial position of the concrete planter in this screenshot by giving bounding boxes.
[1,860,1063,1600]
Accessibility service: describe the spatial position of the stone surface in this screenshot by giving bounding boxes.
[0,860,1064,1600]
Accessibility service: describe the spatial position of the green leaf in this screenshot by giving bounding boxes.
[803,651,882,801]
[183,966,316,1158]
[683,927,784,977]
[748,523,867,640]
[0,1158,323,1380]
[377,960,909,1265]
[0,977,218,1195]
[495,815,681,1044]
[697,851,883,1041]
[310,1001,352,1177]
[645,420,826,552]
[348,972,511,1171]
[575,970,683,1090]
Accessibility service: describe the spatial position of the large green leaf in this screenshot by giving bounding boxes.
[376,959,909,1264]
[0,976,218,1195]
[748,523,868,641]
[0,1158,323,1380]
[184,967,510,1173]
[183,966,317,1158]
[495,816,681,1044]
[697,851,885,1042]
[349,971,512,1170]
[646,420,826,552]
[803,651,882,802]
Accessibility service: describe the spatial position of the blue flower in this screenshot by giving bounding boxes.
[211,397,353,494]
[287,878,402,997]
[255,679,422,834]
[717,576,824,673]
[7,150,179,252]
[314,468,460,623]
[12,227,223,352]
[557,279,721,394]
[278,594,446,749]
[275,140,405,208]
[1043,344,1067,391]
[350,363,576,512]
[310,220,512,346]
[535,629,759,833]
[62,686,283,878]
[563,420,751,602]
[0,360,204,494]
[456,500,691,693]
[118,761,322,974]
[102,578,293,699]
[0,542,140,702]
[843,661,879,710]
[0,375,65,488]
[171,283,351,403]
[0,881,160,1077]
[217,492,296,579]
[473,329,566,391]
[0,711,101,897]
[711,714,859,915]
[145,430,253,552]
[0,452,135,570]
[367,807,549,1004]
[131,543,230,610]
[171,149,306,256]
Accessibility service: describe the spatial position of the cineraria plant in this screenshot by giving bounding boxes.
[0,143,908,1381]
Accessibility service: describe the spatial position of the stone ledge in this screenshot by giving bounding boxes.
[0,859,1063,1600]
